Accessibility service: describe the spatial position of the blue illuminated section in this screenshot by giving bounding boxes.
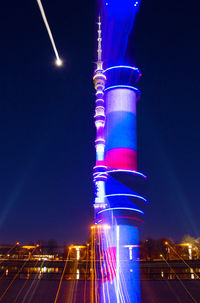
[102,0,142,22]
[105,111,137,152]
[94,166,147,226]
[100,0,142,67]
[104,65,142,89]
[103,65,141,90]
[104,85,141,93]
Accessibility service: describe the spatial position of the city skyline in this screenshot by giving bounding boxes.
[0,0,200,244]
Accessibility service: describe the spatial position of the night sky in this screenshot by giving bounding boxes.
[0,0,199,245]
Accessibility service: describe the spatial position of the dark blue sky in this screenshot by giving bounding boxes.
[0,0,199,245]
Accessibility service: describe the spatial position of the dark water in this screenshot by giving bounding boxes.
[0,279,199,302]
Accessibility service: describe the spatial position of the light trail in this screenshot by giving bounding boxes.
[165,242,200,280]
[0,242,19,267]
[94,230,98,303]
[104,193,148,204]
[98,231,106,303]
[160,254,198,303]
[103,65,140,73]
[90,228,94,303]
[21,260,45,303]
[103,229,112,303]
[54,249,70,303]
[97,207,144,216]
[116,226,120,303]
[93,168,147,180]
[13,258,40,303]
[83,245,89,303]
[0,245,39,301]
[36,0,63,66]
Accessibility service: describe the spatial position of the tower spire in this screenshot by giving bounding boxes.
[96,16,103,71]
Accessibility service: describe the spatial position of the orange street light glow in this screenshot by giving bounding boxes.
[90,224,110,230]
[179,243,192,247]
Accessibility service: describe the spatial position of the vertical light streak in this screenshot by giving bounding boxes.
[120,271,131,303]
[116,228,127,303]
[103,229,111,303]
[98,230,106,303]
[104,242,115,283]
[129,247,133,260]
[116,226,120,303]
[36,0,62,66]
[68,260,78,303]
[94,229,98,303]
[76,269,80,280]
[105,226,125,303]
[190,268,195,280]
[90,228,94,303]
[84,244,90,303]
[76,248,80,261]
[188,246,192,260]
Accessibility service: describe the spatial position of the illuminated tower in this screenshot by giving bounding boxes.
[93,17,107,215]
[92,1,147,302]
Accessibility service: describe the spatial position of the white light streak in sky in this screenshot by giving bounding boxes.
[36,0,63,67]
